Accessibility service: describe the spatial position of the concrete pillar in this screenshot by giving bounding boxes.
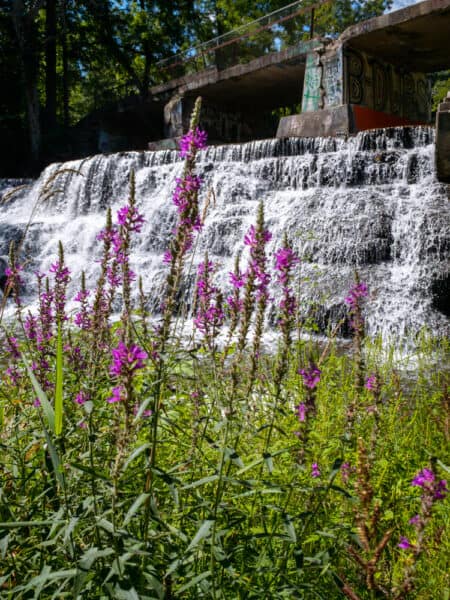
[436,91,450,184]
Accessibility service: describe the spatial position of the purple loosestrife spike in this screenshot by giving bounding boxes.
[341,462,351,484]
[434,480,448,500]
[74,391,89,405]
[411,468,435,487]
[311,463,321,478]
[107,385,125,404]
[117,205,145,232]
[229,271,245,289]
[297,403,306,422]
[5,336,20,359]
[365,373,378,390]
[193,257,224,338]
[298,363,321,389]
[344,282,368,308]
[110,341,148,378]
[179,126,208,158]
[398,536,412,550]
[274,247,300,285]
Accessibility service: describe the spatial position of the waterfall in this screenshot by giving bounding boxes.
[0,126,448,339]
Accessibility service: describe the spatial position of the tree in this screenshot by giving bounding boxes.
[10,0,45,167]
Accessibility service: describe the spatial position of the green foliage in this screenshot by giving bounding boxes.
[0,302,449,598]
[431,70,450,112]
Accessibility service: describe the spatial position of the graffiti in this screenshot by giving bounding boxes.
[344,47,430,121]
[346,49,364,104]
[323,50,343,107]
[373,61,387,112]
[302,52,322,112]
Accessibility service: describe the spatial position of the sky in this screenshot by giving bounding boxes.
[388,0,422,11]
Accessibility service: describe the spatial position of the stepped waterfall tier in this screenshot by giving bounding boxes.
[0,126,449,339]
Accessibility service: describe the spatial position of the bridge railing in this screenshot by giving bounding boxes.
[154,0,335,82]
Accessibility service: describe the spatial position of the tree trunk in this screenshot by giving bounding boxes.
[45,0,57,128]
[12,0,43,169]
[61,0,70,127]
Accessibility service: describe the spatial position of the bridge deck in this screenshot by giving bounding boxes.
[151,0,450,112]
[339,0,450,73]
[151,41,317,110]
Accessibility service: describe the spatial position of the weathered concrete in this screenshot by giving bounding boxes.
[277,103,428,138]
[278,105,351,138]
[436,91,450,184]
[145,0,450,143]
[339,0,450,73]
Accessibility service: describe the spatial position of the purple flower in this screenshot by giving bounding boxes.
[341,462,351,484]
[193,259,224,336]
[5,337,20,359]
[311,463,321,478]
[411,467,447,501]
[133,403,153,418]
[344,282,368,308]
[398,536,412,550]
[5,263,24,288]
[297,402,306,422]
[409,514,420,526]
[107,385,124,404]
[6,366,20,386]
[117,205,145,233]
[110,341,148,378]
[49,262,70,284]
[365,373,378,391]
[173,175,202,214]
[298,363,321,389]
[74,391,89,405]
[179,127,208,158]
[74,289,90,302]
[274,247,299,285]
[229,271,245,289]
[411,468,435,488]
[244,224,272,249]
[434,479,448,500]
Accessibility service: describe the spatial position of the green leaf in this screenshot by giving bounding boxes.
[177,571,211,594]
[121,443,150,473]
[182,475,218,490]
[263,452,273,473]
[123,493,150,525]
[23,354,55,433]
[55,321,64,437]
[69,462,111,483]
[186,519,214,552]
[224,447,244,468]
[43,426,66,491]
[0,522,54,534]
[282,513,297,542]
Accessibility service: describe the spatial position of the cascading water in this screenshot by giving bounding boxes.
[0,126,448,340]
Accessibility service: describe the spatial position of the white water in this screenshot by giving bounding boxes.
[0,126,449,339]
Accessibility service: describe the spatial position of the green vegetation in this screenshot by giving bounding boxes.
[1,0,392,174]
[0,101,448,598]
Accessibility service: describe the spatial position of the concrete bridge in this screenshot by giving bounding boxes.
[146,0,450,144]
